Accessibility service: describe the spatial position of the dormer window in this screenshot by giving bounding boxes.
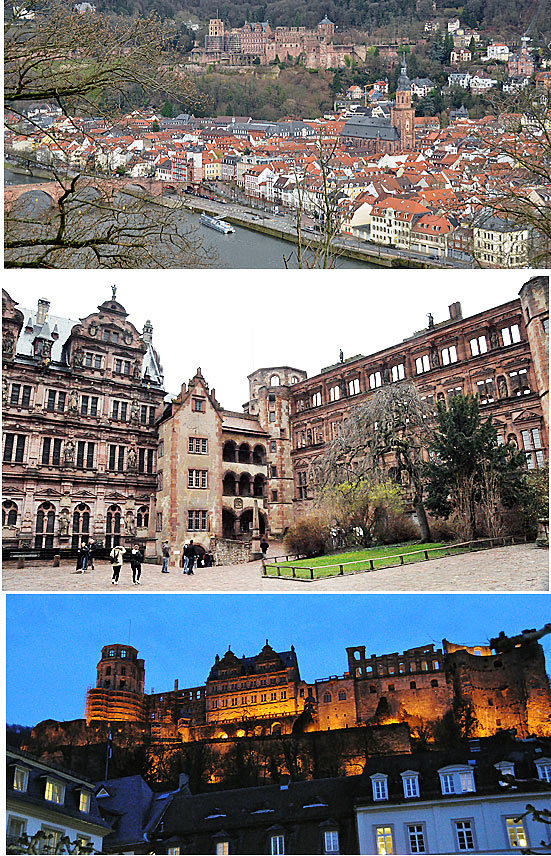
[108,649,115,657]
[535,758,551,782]
[370,773,389,801]
[401,771,420,798]
[45,777,65,804]
[13,766,29,793]
[79,790,91,813]
[120,649,127,658]
[494,760,515,778]
[438,765,475,795]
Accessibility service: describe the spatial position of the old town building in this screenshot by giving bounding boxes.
[2,288,165,557]
[83,629,551,743]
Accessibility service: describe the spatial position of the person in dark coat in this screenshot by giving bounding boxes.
[86,541,95,570]
[184,540,195,575]
[76,542,87,573]
[260,537,269,557]
[130,545,143,585]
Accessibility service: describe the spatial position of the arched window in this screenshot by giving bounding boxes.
[291,376,299,384]
[270,374,280,387]
[2,500,18,527]
[239,473,252,497]
[329,385,341,402]
[238,443,251,463]
[35,501,55,549]
[105,504,121,550]
[223,473,237,496]
[323,692,332,703]
[338,690,347,701]
[222,441,236,463]
[253,474,265,498]
[136,505,149,528]
[253,444,266,465]
[72,503,91,548]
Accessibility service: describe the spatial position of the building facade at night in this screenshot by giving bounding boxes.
[2,275,548,562]
[84,631,551,742]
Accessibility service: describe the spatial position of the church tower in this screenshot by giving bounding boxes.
[391,56,415,151]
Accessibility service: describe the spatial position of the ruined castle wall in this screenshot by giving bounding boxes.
[354,671,453,727]
[315,677,357,730]
[447,643,551,738]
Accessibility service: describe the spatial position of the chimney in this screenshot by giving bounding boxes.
[449,301,462,321]
[142,319,153,343]
[174,679,179,691]
[37,298,50,326]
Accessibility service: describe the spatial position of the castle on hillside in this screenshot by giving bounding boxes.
[84,628,551,742]
[2,277,548,565]
[192,16,367,69]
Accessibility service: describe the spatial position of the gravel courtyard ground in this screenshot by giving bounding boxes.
[2,543,548,592]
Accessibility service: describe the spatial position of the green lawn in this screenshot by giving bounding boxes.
[263,541,473,579]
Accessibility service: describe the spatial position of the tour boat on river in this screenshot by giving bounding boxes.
[200,213,235,234]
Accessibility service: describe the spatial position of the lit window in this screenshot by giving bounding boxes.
[79,791,91,813]
[500,324,521,346]
[108,649,115,657]
[469,335,488,356]
[439,766,475,794]
[401,772,420,798]
[371,774,389,801]
[120,649,127,658]
[216,843,229,856]
[324,830,339,853]
[168,849,181,855]
[407,824,426,854]
[455,821,475,851]
[13,767,29,793]
[506,818,527,848]
[271,834,285,854]
[376,826,393,855]
[45,778,65,804]
[441,345,457,365]
[391,363,405,382]
[415,355,430,374]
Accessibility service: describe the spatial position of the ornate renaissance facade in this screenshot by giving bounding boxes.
[2,289,165,557]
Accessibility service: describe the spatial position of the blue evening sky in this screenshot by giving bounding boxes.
[6,593,551,726]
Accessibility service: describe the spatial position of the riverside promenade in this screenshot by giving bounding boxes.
[3,543,547,592]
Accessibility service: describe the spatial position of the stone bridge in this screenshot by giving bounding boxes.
[4,176,186,210]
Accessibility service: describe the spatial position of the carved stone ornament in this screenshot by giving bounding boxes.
[73,347,84,367]
[89,321,98,337]
[68,389,79,413]
[234,497,243,510]
[3,329,15,356]
[126,445,137,471]
[63,439,75,466]
[124,330,133,345]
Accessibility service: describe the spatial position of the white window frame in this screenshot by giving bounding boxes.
[79,789,91,813]
[505,817,528,849]
[439,765,475,795]
[407,823,426,854]
[454,819,476,852]
[401,771,420,798]
[371,773,389,801]
[271,833,285,855]
[13,766,29,793]
[45,777,66,804]
[324,829,340,853]
[375,825,394,855]
[535,758,551,782]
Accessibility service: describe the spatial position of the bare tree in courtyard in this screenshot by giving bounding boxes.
[4,0,211,267]
[311,382,433,543]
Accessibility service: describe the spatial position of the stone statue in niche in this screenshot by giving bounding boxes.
[127,445,137,471]
[497,376,508,399]
[63,440,75,466]
[126,509,137,537]
[430,344,440,368]
[2,375,8,405]
[68,388,79,413]
[488,326,499,349]
[382,364,390,383]
[3,330,15,356]
[58,510,70,536]
[73,347,84,367]
[131,399,140,422]
[133,360,141,378]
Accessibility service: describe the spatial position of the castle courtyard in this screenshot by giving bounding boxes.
[3,542,547,592]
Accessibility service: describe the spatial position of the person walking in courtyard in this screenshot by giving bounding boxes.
[184,540,195,575]
[76,542,87,573]
[86,541,95,571]
[130,544,143,585]
[260,536,269,558]
[161,541,170,573]
[110,543,126,585]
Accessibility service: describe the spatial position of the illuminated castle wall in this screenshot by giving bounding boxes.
[85,634,551,740]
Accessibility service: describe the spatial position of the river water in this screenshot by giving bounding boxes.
[5,169,371,269]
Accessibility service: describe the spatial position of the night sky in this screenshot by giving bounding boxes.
[6,593,551,726]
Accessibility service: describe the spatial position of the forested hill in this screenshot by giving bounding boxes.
[96,0,545,36]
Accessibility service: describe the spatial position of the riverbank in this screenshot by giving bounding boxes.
[5,162,449,268]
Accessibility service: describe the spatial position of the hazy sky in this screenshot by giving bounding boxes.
[3,268,542,409]
[6,593,551,725]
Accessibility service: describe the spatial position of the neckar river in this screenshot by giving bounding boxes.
[5,170,372,269]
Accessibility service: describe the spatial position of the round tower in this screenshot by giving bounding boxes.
[246,367,307,537]
[85,644,146,723]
